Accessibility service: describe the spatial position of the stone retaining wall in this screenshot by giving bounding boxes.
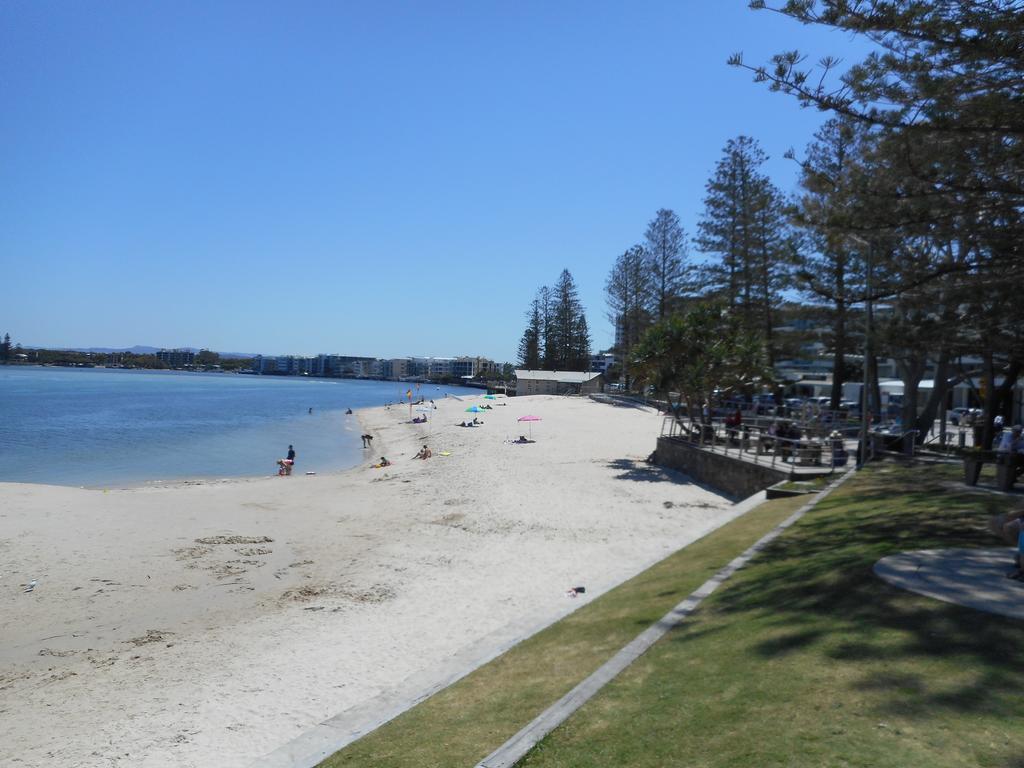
[654,436,789,499]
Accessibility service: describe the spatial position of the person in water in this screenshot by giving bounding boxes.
[287,445,296,462]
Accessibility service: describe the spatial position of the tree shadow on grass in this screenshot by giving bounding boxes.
[753,628,826,657]
[702,464,1024,719]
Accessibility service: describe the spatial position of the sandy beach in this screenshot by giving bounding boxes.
[1,394,741,767]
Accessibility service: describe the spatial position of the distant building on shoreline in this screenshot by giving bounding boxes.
[514,369,606,396]
[157,349,196,368]
[251,354,500,383]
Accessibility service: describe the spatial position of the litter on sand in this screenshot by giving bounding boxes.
[23,580,37,593]
[439,451,452,456]
[305,472,316,475]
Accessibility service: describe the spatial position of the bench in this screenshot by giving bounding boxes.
[795,442,823,466]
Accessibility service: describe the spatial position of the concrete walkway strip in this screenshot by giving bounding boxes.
[874,547,1024,620]
[248,490,771,768]
[475,469,857,768]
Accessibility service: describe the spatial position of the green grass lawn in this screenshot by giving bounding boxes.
[518,463,1024,768]
[319,494,809,768]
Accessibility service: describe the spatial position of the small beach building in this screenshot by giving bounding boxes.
[514,370,606,396]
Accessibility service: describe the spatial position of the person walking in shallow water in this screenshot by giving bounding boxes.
[287,445,295,462]
[361,434,373,449]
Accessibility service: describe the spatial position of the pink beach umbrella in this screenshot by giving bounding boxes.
[517,414,541,439]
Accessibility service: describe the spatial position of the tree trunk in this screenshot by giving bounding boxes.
[897,355,924,437]
[981,352,996,450]
[830,304,846,410]
[869,354,882,424]
[993,361,1021,421]
[915,348,951,442]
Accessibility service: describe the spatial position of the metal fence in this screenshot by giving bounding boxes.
[660,416,854,472]
[660,412,925,471]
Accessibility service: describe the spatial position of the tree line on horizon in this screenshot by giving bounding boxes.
[519,2,1024,450]
[0,333,14,361]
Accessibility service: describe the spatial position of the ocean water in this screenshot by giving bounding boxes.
[0,367,477,487]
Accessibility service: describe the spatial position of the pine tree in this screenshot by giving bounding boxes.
[538,286,556,369]
[549,269,591,370]
[696,136,791,362]
[605,245,651,386]
[793,118,871,408]
[1,333,10,362]
[517,299,542,369]
[643,209,689,320]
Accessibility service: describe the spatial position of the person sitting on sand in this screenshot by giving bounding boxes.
[472,417,482,425]
[515,435,535,444]
[373,456,391,468]
[414,445,432,459]
[277,458,294,476]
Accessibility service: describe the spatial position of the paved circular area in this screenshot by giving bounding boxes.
[874,548,1024,620]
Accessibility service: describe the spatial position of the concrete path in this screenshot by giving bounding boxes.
[874,548,1024,621]
[474,469,857,768]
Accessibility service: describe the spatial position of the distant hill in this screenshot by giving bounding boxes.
[73,345,165,355]
[34,345,258,359]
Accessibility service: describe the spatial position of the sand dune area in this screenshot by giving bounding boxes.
[0,394,740,767]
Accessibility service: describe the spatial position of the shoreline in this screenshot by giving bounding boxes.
[0,367,481,489]
[1,405,386,492]
[2,394,737,767]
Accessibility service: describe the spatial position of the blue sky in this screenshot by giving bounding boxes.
[1,2,871,361]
